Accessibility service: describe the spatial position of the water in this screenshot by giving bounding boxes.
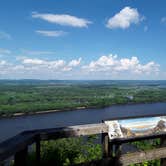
[0,102,166,143]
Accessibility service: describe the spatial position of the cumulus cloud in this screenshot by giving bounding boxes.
[83,54,159,75]
[0,60,13,75]
[21,57,81,71]
[36,30,67,37]
[68,58,82,67]
[0,56,82,79]
[0,54,161,79]
[106,7,144,29]
[0,31,11,40]
[32,12,92,28]
[22,58,49,65]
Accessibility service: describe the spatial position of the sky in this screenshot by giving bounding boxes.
[0,0,166,80]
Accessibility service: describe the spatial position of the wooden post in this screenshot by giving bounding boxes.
[0,161,4,166]
[114,143,122,156]
[102,133,109,157]
[14,147,28,166]
[114,143,123,166]
[36,138,41,166]
[109,143,114,158]
[160,136,166,166]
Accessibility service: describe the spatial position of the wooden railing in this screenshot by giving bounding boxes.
[0,114,166,166]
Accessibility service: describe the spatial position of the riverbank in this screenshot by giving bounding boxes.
[1,101,166,119]
[0,80,166,118]
[0,106,86,118]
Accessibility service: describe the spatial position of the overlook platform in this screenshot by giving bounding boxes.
[0,114,166,166]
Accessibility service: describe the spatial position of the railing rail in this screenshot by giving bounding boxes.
[0,123,108,165]
[0,115,166,166]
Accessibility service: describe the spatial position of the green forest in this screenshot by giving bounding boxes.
[0,80,166,116]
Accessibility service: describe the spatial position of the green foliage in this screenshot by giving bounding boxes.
[130,139,161,166]
[130,160,160,166]
[0,83,166,116]
[27,138,163,166]
[28,136,102,166]
[132,139,160,150]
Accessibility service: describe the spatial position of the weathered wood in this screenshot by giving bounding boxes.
[38,123,108,140]
[160,136,166,166]
[114,144,122,157]
[102,133,109,157]
[108,143,114,158]
[0,123,108,162]
[0,161,4,166]
[0,132,35,162]
[36,138,41,166]
[118,146,166,166]
[14,147,28,166]
[0,120,166,165]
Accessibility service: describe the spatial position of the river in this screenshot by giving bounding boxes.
[0,102,166,143]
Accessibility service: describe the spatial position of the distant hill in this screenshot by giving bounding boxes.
[0,79,166,87]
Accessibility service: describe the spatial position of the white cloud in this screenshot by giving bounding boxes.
[0,31,11,40]
[21,57,81,71]
[68,58,82,67]
[0,57,82,78]
[36,30,67,37]
[22,58,48,65]
[0,54,161,79]
[106,7,144,29]
[0,60,7,65]
[32,12,92,28]
[83,54,159,75]
[161,17,166,24]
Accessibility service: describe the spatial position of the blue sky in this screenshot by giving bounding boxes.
[0,0,166,79]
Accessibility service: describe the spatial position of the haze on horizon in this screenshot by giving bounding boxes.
[0,0,166,80]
